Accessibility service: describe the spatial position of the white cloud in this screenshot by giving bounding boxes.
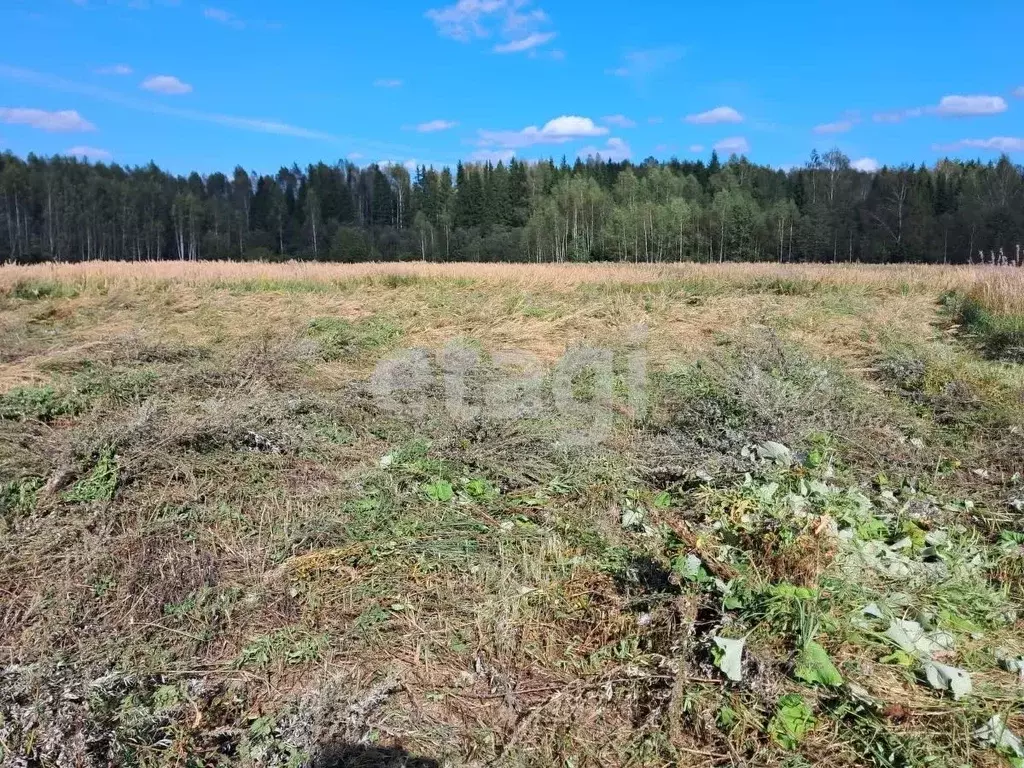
[647,116,663,125]
[471,148,515,163]
[0,107,95,132]
[685,106,743,125]
[602,114,636,128]
[813,120,854,134]
[426,0,555,54]
[479,115,607,148]
[374,78,403,88]
[347,152,364,160]
[713,136,749,154]
[933,137,1024,153]
[141,75,192,94]
[875,94,1007,122]
[934,94,1006,117]
[413,119,458,132]
[851,157,880,172]
[689,144,704,153]
[494,31,555,53]
[203,6,244,28]
[66,145,112,161]
[95,64,132,76]
[578,137,631,162]
[606,47,683,79]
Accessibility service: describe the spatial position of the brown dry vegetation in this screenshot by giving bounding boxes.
[0,261,1022,768]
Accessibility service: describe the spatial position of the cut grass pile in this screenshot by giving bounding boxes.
[0,261,1022,768]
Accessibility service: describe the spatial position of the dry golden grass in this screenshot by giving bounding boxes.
[962,270,1024,316]
[2,258,1024,297]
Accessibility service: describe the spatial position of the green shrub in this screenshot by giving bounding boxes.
[0,384,87,421]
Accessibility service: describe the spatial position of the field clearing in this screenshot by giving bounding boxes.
[1,261,1023,768]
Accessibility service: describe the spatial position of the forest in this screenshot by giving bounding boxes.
[1,148,1022,265]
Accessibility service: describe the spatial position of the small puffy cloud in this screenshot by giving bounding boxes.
[141,74,192,94]
[494,31,555,53]
[933,137,1024,153]
[814,120,854,134]
[934,94,1006,117]
[689,144,704,153]
[95,64,132,75]
[578,137,631,162]
[602,114,636,128]
[851,157,880,172]
[374,78,403,88]
[66,146,112,161]
[684,106,743,125]
[713,136,749,154]
[471,148,516,163]
[479,115,607,148]
[413,119,458,132]
[0,107,95,132]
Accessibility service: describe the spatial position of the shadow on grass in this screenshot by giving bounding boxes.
[316,743,439,768]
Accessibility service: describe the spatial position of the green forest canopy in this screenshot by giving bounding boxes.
[1,148,1022,265]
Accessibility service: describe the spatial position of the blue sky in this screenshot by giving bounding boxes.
[1,0,1022,175]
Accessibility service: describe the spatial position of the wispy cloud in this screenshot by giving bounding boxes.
[1014,86,1024,99]
[851,157,880,172]
[412,119,458,132]
[606,47,683,79]
[141,74,192,94]
[933,137,1024,153]
[813,120,854,134]
[374,78,403,88]
[66,145,112,161]
[602,114,636,128]
[647,116,663,125]
[426,0,556,55]
[203,6,244,28]
[95,64,132,76]
[684,106,743,125]
[0,64,422,158]
[494,31,555,53]
[578,137,631,162]
[875,94,1007,122]
[0,107,95,132]
[689,144,704,153]
[478,115,607,148]
[201,6,278,30]
[713,136,749,154]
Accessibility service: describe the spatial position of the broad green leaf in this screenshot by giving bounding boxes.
[794,641,843,687]
[769,694,815,749]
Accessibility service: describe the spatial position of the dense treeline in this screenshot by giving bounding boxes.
[1,148,1023,265]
